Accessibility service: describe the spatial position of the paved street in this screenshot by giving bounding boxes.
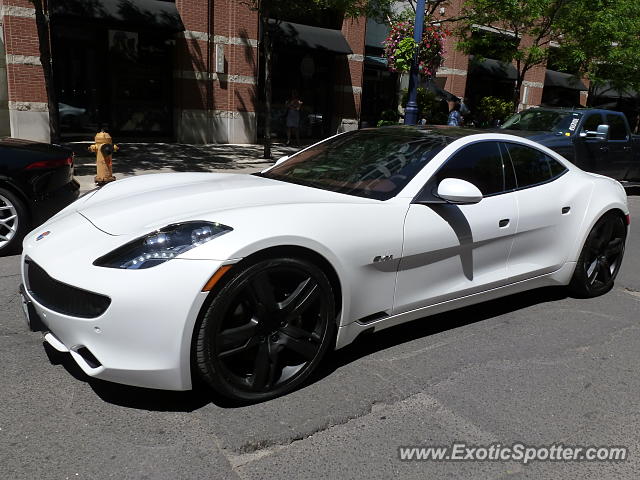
[1,192,639,479]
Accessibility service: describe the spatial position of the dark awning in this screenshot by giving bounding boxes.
[468,56,517,80]
[364,55,388,68]
[593,82,638,99]
[424,78,459,102]
[50,0,185,33]
[544,70,587,91]
[270,20,352,55]
[365,19,388,49]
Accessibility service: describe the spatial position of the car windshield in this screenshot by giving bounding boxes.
[501,110,582,135]
[257,129,450,200]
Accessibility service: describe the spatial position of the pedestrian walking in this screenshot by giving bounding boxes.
[285,90,303,146]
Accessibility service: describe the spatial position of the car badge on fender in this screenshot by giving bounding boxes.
[36,231,51,241]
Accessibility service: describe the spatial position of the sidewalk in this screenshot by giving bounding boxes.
[67,142,305,192]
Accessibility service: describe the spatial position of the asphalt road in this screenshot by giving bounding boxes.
[1,196,639,480]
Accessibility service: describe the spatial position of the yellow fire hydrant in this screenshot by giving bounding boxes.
[89,130,118,186]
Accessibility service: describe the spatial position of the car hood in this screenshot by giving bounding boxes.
[77,172,375,235]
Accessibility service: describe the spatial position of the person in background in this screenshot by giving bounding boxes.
[459,97,470,118]
[285,90,303,146]
[447,102,462,126]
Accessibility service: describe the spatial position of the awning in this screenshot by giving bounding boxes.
[426,78,459,102]
[364,55,388,68]
[365,19,388,49]
[270,20,352,55]
[468,56,517,80]
[593,82,638,99]
[50,0,185,33]
[544,70,587,91]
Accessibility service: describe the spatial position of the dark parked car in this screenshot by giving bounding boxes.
[501,108,640,183]
[0,138,79,254]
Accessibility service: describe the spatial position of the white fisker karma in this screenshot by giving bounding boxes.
[20,126,629,401]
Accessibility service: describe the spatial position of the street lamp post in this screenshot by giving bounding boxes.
[404,0,426,125]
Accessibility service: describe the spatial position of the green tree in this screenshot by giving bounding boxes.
[244,0,394,158]
[553,0,640,102]
[457,0,573,110]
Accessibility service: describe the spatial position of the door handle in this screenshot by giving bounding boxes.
[623,146,632,152]
[562,206,571,214]
[599,146,609,152]
[498,219,510,228]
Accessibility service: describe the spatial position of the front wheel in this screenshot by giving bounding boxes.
[569,212,627,298]
[194,257,335,402]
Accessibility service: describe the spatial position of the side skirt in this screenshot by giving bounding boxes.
[334,262,576,350]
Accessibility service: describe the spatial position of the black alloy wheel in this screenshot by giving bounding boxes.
[195,257,335,402]
[569,212,627,298]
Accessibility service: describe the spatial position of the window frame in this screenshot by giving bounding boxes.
[605,114,629,142]
[500,141,568,191]
[413,139,514,203]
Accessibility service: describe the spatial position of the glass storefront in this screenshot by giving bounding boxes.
[52,25,174,139]
[49,0,182,139]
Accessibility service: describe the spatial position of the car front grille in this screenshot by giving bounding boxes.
[25,258,111,318]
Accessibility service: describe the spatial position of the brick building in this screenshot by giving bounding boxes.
[0,0,367,143]
[0,0,594,144]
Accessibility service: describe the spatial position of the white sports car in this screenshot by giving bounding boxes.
[20,127,629,401]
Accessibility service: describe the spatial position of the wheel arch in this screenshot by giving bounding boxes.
[0,177,31,212]
[225,244,343,321]
[570,204,629,266]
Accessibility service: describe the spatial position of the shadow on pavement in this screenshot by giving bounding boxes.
[313,286,568,386]
[68,142,306,177]
[43,286,567,412]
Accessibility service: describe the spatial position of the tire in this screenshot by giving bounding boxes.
[0,187,29,255]
[569,212,627,298]
[195,257,335,402]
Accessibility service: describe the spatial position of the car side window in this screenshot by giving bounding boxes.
[502,143,566,188]
[606,114,628,141]
[433,141,505,196]
[582,114,602,133]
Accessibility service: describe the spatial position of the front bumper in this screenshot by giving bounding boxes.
[21,248,224,391]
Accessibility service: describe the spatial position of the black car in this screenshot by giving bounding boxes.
[0,138,79,254]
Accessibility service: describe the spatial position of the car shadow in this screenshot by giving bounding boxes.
[44,286,567,411]
[312,286,568,385]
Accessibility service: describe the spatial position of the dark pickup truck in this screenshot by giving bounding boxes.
[500,108,640,183]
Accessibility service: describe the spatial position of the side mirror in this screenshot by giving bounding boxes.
[596,124,610,140]
[583,124,610,141]
[436,178,483,204]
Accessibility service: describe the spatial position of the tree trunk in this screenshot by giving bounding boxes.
[586,83,595,107]
[32,0,59,142]
[513,76,523,113]
[261,13,272,159]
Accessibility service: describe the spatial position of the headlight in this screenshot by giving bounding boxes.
[94,221,232,269]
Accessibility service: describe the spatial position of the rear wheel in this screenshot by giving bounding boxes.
[195,257,335,402]
[0,188,28,255]
[569,212,627,298]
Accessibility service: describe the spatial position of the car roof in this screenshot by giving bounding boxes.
[359,125,539,141]
[360,125,494,141]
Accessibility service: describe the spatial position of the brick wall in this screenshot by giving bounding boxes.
[1,1,48,105]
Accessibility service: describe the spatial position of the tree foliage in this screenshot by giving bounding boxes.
[553,0,640,95]
[457,0,573,107]
[457,0,640,107]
